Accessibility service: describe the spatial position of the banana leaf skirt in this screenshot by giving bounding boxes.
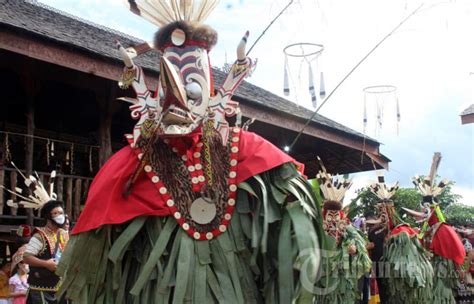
[57,164,325,303]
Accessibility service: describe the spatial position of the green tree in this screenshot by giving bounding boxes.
[346,189,379,220]
[444,204,474,227]
[435,183,462,209]
[347,181,462,225]
[391,188,423,226]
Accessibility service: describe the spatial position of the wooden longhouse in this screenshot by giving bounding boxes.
[0,1,389,250]
[461,105,474,125]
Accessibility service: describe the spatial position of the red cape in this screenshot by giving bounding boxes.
[431,223,466,265]
[390,224,417,237]
[73,131,300,234]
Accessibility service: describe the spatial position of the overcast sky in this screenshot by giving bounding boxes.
[37,0,473,206]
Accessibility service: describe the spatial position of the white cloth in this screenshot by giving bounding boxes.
[24,235,43,257]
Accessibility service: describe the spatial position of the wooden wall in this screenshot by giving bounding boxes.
[0,168,92,222]
[0,49,133,226]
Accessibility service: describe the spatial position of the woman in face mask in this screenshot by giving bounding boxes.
[22,201,69,304]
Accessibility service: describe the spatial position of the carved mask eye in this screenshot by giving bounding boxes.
[158,85,165,99]
[185,82,202,100]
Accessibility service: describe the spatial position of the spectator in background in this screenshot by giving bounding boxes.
[63,216,70,233]
[8,260,28,304]
[456,248,474,303]
[464,238,473,253]
[0,260,11,304]
[353,216,365,231]
[366,212,387,304]
[353,216,370,304]
[8,230,30,304]
[22,201,69,304]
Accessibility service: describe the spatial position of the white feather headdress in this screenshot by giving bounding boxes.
[1,162,57,210]
[316,156,352,202]
[368,171,399,201]
[412,152,449,198]
[124,0,220,27]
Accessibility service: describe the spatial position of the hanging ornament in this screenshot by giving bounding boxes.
[4,133,12,162]
[65,151,70,166]
[319,71,326,99]
[5,244,11,262]
[235,108,242,127]
[396,96,401,135]
[242,117,256,131]
[283,43,324,108]
[70,144,74,174]
[308,63,317,108]
[50,141,55,157]
[46,139,50,166]
[283,55,290,96]
[376,96,383,128]
[363,94,368,134]
[362,85,399,137]
[89,146,93,173]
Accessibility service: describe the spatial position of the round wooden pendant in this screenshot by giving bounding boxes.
[190,198,217,224]
[171,29,186,46]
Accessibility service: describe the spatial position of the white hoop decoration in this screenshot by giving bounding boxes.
[362,85,400,136]
[171,29,186,46]
[363,85,397,94]
[282,43,325,108]
[283,43,324,58]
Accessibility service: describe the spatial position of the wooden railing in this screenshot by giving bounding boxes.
[0,167,93,222]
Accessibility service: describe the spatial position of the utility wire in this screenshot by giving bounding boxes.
[246,0,295,56]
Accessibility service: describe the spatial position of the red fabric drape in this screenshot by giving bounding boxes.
[430,223,466,265]
[389,224,417,237]
[72,131,299,234]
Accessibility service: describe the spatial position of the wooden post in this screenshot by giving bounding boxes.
[73,178,81,221]
[0,168,3,215]
[83,179,90,199]
[56,175,64,201]
[0,151,4,215]
[98,110,112,166]
[25,91,35,224]
[37,174,46,218]
[9,171,17,215]
[22,63,37,226]
[66,178,73,219]
[82,179,90,213]
[97,83,117,167]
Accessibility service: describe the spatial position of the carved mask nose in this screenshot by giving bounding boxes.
[160,56,189,112]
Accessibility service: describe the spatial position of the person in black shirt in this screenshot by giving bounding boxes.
[366,212,388,303]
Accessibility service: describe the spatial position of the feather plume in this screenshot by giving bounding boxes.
[125,0,219,27]
[368,171,399,200]
[316,156,352,202]
[412,153,449,200]
[2,187,35,203]
[11,162,27,180]
[4,162,57,210]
